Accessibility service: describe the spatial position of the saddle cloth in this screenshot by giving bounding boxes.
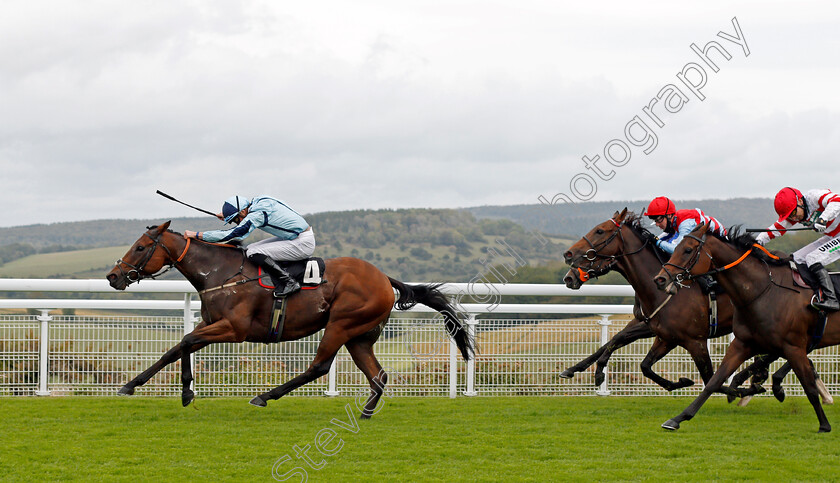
[258,257,326,290]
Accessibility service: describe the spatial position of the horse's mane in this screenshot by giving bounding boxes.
[710,225,790,266]
[623,211,671,260]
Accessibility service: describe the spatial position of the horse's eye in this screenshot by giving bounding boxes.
[595,229,604,235]
[136,246,145,252]
[684,247,693,254]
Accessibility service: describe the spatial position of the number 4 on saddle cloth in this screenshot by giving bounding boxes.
[257,258,327,343]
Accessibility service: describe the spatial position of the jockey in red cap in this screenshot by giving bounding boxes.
[644,196,727,253]
[755,187,840,311]
[645,196,728,293]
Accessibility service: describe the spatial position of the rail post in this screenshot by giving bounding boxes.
[449,335,457,399]
[325,361,340,396]
[36,309,52,396]
[596,315,611,396]
[463,315,478,396]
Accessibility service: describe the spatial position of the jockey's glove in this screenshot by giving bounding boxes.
[814,218,828,233]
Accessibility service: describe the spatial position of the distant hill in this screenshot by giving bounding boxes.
[0,209,569,282]
[2,198,827,282]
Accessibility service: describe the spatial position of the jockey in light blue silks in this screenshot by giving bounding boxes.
[185,195,315,296]
[644,196,728,293]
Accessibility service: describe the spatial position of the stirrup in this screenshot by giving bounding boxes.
[811,293,840,312]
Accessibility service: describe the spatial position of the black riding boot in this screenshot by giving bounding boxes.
[811,263,839,311]
[248,253,300,297]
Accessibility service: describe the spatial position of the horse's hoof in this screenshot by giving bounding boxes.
[559,369,575,379]
[360,412,372,420]
[677,377,695,388]
[823,395,834,405]
[737,396,752,407]
[661,419,680,431]
[594,372,605,387]
[249,396,267,407]
[819,425,832,433]
[727,393,736,404]
[182,391,195,407]
[774,388,786,403]
[117,385,134,396]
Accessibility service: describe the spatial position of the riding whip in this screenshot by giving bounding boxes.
[745,227,814,233]
[156,190,218,217]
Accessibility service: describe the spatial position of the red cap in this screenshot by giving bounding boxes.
[644,197,676,217]
[773,187,802,223]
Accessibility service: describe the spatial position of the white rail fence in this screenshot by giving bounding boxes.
[0,279,837,399]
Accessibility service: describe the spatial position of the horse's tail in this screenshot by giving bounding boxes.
[388,277,474,361]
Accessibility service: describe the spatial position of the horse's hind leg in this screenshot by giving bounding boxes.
[640,338,694,391]
[250,327,348,407]
[345,327,389,419]
[774,358,834,404]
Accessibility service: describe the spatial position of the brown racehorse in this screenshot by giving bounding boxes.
[655,223,840,432]
[562,209,747,394]
[106,221,473,416]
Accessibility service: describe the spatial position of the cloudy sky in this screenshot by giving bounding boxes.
[1,1,838,227]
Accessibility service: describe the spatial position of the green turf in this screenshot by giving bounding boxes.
[0,246,130,278]
[1,396,839,482]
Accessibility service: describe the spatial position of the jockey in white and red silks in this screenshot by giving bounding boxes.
[755,187,840,311]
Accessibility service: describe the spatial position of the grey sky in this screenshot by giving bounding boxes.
[1,1,838,227]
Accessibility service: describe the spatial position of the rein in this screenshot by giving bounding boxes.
[663,234,799,303]
[114,232,259,293]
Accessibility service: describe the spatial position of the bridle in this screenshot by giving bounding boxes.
[659,233,709,288]
[112,231,186,285]
[570,218,651,282]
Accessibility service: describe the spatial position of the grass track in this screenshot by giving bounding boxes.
[1,396,839,482]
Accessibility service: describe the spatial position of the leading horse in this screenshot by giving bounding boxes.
[106,221,473,416]
[562,209,745,393]
[655,223,840,432]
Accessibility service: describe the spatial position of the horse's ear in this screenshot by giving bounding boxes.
[693,222,709,235]
[156,221,171,233]
[616,207,628,222]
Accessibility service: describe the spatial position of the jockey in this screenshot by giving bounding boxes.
[184,195,315,297]
[644,196,728,253]
[755,187,840,311]
[644,196,728,293]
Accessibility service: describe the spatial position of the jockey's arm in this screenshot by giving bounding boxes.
[755,219,794,246]
[656,219,697,254]
[201,211,263,243]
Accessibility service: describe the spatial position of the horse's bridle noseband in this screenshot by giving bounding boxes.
[570,218,651,281]
[659,233,709,288]
[112,232,178,285]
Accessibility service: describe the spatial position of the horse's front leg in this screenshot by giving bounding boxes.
[119,320,209,396]
[662,337,753,431]
[640,337,694,391]
[177,318,241,407]
[560,318,653,382]
[784,346,831,432]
